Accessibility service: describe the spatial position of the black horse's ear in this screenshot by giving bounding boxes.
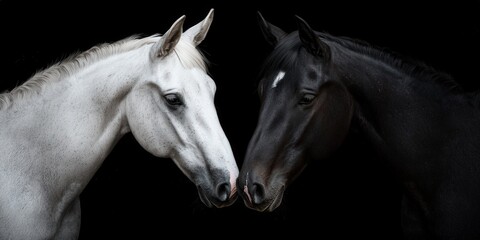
[295,15,330,61]
[257,11,287,46]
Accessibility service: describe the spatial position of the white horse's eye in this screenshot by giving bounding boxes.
[164,93,183,106]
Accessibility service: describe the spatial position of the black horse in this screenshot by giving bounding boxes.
[237,12,480,239]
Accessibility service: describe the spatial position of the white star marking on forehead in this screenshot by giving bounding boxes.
[271,71,285,89]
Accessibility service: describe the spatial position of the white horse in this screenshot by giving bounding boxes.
[0,9,238,239]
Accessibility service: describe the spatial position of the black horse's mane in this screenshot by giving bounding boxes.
[317,31,463,92]
[258,30,479,106]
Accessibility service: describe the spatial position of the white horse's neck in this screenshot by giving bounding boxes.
[0,43,151,196]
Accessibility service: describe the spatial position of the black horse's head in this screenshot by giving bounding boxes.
[238,13,354,212]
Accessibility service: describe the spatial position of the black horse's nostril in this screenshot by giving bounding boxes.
[216,182,230,202]
[251,183,265,205]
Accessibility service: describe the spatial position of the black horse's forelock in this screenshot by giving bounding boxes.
[257,32,305,97]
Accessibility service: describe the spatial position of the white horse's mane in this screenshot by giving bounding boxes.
[0,34,208,110]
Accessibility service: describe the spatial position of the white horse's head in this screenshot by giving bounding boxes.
[125,9,238,208]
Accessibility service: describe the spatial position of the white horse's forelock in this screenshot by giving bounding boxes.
[0,34,207,110]
[174,37,208,72]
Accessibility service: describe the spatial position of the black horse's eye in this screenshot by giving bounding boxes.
[299,93,316,105]
[164,93,183,106]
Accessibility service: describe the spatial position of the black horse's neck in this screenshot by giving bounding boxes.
[325,36,480,182]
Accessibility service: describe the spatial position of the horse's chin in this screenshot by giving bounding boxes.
[242,186,285,212]
[267,189,285,211]
[197,187,238,208]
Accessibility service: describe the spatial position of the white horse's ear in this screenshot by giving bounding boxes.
[151,15,186,59]
[183,8,214,46]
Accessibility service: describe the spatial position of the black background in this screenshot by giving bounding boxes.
[1,0,479,238]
